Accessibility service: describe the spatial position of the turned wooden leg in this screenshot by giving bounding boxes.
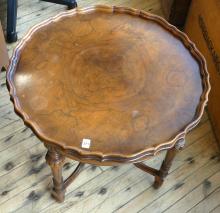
[153,138,186,189]
[153,146,177,188]
[45,147,65,202]
[134,148,176,189]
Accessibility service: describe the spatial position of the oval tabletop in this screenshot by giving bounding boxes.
[7,5,210,164]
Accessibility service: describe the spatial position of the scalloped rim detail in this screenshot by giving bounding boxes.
[6,5,210,163]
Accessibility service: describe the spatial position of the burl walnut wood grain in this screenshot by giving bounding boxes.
[7,5,210,164]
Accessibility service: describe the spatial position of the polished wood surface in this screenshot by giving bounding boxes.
[7,5,209,164]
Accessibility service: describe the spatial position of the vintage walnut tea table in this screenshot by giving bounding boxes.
[7,5,210,202]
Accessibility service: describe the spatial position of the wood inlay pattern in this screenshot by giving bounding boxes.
[7,5,210,165]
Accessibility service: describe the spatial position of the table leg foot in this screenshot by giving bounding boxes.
[45,147,66,202]
[68,1,77,9]
[153,176,164,189]
[51,186,65,203]
[7,32,18,43]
